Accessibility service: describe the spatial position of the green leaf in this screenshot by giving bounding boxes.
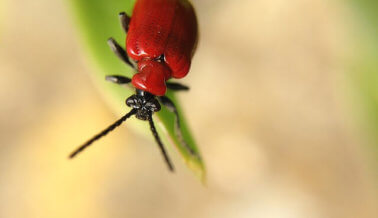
[67,0,205,181]
[346,0,378,154]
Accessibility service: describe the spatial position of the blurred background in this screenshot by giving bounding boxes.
[0,0,377,218]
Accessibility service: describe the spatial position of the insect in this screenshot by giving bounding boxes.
[69,0,198,172]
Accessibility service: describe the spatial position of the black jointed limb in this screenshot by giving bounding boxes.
[166,82,190,91]
[119,12,131,33]
[107,37,135,68]
[148,113,175,172]
[159,96,197,156]
[106,75,132,85]
[69,109,137,158]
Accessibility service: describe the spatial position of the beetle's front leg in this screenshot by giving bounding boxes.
[119,12,131,33]
[107,38,135,69]
[158,96,197,156]
[106,75,132,85]
[166,82,190,91]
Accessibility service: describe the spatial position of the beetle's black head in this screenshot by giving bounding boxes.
[125,90,161,120]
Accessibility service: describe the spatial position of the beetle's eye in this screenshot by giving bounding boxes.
[145,99,161,112]
[126,95,141,108]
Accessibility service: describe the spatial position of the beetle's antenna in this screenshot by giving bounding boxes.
[69,109,137,158]
[148,113,174,172]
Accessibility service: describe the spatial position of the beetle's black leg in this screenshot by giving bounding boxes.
[106,75,132,85]
[158,96,197,156]
[166,82,190,91]
[119,12,131,33]
[148,113,174,172]
[107,37,135,69]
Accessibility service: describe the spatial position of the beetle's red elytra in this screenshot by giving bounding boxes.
[127,0,198,96]
[70,0,199,172]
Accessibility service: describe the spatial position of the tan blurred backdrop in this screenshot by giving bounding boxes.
[0,0,377,218]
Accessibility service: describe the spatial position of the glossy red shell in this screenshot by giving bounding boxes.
[126,0,198,96]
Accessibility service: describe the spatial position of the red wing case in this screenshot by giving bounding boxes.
[126,0,198,79]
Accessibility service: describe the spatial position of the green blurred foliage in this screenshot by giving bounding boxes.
[348,0,378,153]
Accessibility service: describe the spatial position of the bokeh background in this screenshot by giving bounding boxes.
[0,0,377,218]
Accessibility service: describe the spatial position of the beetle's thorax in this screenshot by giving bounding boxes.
[125,89,161,120]
[131,59,172,96]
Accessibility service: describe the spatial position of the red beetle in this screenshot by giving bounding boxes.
[70,0,198,172]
